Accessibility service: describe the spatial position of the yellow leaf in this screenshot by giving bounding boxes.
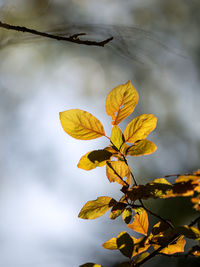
[106,161,131,186]
[124,114,157,143]
[78,149,112,170]
[105,81,139,125]
[102,237,118,250]
[126,140,157,157]
[128,210,149,235]
[110,202,127,220]
[122,208,133,224]
[153,236,186,255]
[110,126,125,150]
[133,252,149,264]
[79,263,102,267]
[78,197,116,220]
[60,109,105,140]
[131,236,150,257]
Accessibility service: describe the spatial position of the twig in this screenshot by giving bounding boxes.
[0,20,113,47]
[133,215,200,267]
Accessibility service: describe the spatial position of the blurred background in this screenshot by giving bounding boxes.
[0,0,200,266]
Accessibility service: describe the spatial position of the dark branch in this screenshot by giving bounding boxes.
[0,20,113,47]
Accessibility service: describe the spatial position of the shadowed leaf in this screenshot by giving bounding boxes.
[117,232,134,258]
[78,197,116,220]
[105,81,139,125]
[110,202,127,220]
[175,226,200,240]
[122,208,133,224]
[126,139,157,156]
[124,114,157,143]
[78,149,112,170]
[60,109,105,140]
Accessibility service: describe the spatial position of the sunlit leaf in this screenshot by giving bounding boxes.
[78,149,112,170]
[122,208,133,224]
[128,210,149,235]
[159,236,186,255]
[126,140,157,157]
[78,197,116,220]
[175,226,200,240]
[117,232,134,258]
[189,245,200,257]
[131,236,150,257]
[79,263,102,267]
[106,161,131,186]
[124,114,157,143]
[110,202,127,220]
[110,126,125,150]
[133,252,149,264]
[102,237,118,250]
[60,109,105,140]
[79,264,102,267]
[105,81,139,125]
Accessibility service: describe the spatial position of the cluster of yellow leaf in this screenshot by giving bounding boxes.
[126,171,200,211]
[60,81,157,186]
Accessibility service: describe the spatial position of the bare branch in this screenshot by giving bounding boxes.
[0,20,113,47]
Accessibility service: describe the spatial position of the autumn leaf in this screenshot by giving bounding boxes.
[117,232,134,258]
[174,226,200,240]
[106,161,131,186]
[110,126,125,150]
[78,197,116,220]
[156,236,186,255]
[78,149,113,170]
[105,81,139,125]
[79,264,102,267]
[110,202,127,220]
[122,208,133,224]
[60,109,105,140]
[128,210,149,235]
[124,114,157,143]
[133,252,150,264]
[131,236,150,257]
[126,140,157,157]
[189,245,200,257]
[102,237,118,250]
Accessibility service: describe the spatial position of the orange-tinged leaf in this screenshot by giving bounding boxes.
[189,245,200,257]
[78,197,116,220]
[105,81,139,125]
[131,236,150,257]
[102,237,118,250]
[110,126,125,150]
[60,109,105,140]
[153,236,186,255]
[128,210,149,235]
[124,114,157,143]
[78,149,112,170]
[79,264,102,267]
[126,140,157,157]
[106,161,131,186]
